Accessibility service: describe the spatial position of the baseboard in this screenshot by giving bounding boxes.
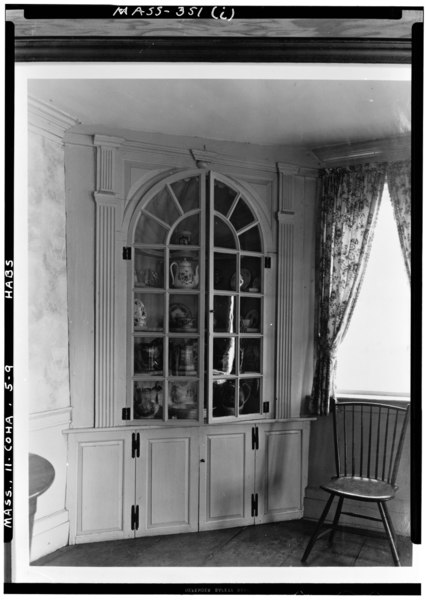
[303,485,410,537]
[31,509,70,561]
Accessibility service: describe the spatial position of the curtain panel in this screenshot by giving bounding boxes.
[386,160,411,283]
[311,164,386,416]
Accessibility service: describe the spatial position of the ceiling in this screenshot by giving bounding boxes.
[28,76,411,149]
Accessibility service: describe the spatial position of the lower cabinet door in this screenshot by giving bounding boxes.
[199,424,255,531]
[135,427,200,536]
[255,421,310,524]
[67,430,135,544]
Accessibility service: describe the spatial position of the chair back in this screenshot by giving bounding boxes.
[332,400,410,485]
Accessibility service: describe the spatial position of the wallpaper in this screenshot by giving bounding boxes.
[28,132,70,413]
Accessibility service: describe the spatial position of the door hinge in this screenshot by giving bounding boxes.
[263,401,270,413]
[251,493,258,517]
[131,505,139,530]
[122,407,131,420]
[252,425,259,451]
[122,246,132,260]
[264,256,271,269]
[132,432,140,459]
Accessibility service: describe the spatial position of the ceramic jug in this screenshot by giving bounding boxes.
[170,257,199,289]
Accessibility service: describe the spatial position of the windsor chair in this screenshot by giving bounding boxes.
[301,400,410,566]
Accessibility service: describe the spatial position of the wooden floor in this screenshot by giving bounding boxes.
[32,519,412,567]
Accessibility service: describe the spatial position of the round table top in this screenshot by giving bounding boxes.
[29,454,55,500]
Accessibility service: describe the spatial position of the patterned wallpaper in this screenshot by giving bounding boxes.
[28,132,70,413]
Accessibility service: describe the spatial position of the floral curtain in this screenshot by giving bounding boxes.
[387,160,411,283]
[311,164,386,415]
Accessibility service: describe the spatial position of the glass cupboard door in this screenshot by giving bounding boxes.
[208,175,266,422]
[128,170,270,424]
[130,172,205,423]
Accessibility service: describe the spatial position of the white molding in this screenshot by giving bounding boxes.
[123,139,190,158]
[277,210,295,221]
[191,148,277,174]
[311,135,411,166]
[29,406,72,432]
[28,96,80,144]
[31,509,70,561]
[277,162,319,178]
[95,199,118,427]
[94,135,124,193]
[276,221,294,419]
[94,134,125,148]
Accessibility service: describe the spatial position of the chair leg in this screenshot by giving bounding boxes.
[378,501,400,566]
[328,496,344,545]
[301,493,335,563]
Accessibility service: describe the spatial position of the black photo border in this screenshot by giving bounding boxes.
[4,3,423,596]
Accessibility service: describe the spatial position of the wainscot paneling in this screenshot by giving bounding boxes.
[29,407,72,561]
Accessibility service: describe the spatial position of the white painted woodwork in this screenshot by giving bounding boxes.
[135,428,199,535]
[256,423,307,523]
[94,194,119,427]
[29,407,72,560]
[199,426,255,530]
[28,95,79,145]
[276,215,294,419]
[67,431,134,544]
[94,135,124,193]
[62,127,319,545]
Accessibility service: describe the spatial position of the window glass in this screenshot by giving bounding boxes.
[336,185,410,396]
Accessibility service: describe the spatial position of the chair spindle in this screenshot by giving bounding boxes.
[382,408,390,481]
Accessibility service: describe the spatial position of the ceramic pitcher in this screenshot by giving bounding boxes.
[170,257,199,289]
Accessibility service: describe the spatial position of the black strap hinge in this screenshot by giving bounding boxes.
[251,493,258,517]
[123,246,132,260]
[252,425,259,450]
[131,505,139,530]
[132,432,140,459]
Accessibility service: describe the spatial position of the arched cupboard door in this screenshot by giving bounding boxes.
[125,169,276,425]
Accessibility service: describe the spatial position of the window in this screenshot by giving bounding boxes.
[336,183,410,397]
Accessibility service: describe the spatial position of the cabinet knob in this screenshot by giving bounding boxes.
[200,459,205,463]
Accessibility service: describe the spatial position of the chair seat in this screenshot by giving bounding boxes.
[321,476,397,501]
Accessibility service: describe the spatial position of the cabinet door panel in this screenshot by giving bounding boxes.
[199,426,254,530]
[256,424,306,523]
[136,428,199,535]
[67,431,134,544]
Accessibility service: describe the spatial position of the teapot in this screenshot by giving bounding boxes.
[170,257,199,289]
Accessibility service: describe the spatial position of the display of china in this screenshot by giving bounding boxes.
[172,342,196,375]
[136,268,160,287]
[170,382,196,405]
[134,299,147,328]
[134,339,162,373]
[178,230,192,245]
[170,257,199,289]
[134,383,162,418]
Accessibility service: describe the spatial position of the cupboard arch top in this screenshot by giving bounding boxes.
[125,168,272,252]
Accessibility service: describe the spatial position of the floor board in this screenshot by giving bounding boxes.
[31,519,412,568]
